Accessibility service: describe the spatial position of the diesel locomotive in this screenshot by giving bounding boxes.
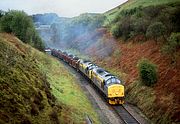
[51,49,125,105]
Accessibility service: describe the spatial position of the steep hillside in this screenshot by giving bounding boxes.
[94,35,180,123]
[0,33,100,123]
[104,0,180,26]
[0,33,58,123]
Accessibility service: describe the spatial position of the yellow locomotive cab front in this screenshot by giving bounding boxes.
[108,84,124,105]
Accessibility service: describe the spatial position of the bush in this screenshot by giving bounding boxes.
[0,10,45,51]
[143,5,164,18]
[111,23,122,38]
[111,16,133,40]
[133,18,150,35]
[146,21,166,42]
[162,32,180,62]
[138,59,158,86]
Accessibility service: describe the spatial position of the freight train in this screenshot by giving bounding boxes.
[50,49,125,105]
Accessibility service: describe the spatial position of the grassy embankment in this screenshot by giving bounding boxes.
[0,33,100,124]
[37,50,100,123]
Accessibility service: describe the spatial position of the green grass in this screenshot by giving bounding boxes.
[36,51,100,123]
[104,0,180,26]
[120,0,179,10]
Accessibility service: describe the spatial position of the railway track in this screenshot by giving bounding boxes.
[113,105,140,124]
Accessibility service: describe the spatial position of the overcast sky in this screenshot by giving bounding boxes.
[0,0,127,17]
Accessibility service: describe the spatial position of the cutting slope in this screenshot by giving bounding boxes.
[0,33,100,124]
[0,33,58,123]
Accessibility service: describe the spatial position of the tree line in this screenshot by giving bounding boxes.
[0,10,45,51]
[110,3,180,40]
[110,2,180,62]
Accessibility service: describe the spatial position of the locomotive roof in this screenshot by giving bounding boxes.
[87,64,98,70]
[93,67,109,76]
[83,61,92,67]
[92,67,122,83]
[104,75,116,81]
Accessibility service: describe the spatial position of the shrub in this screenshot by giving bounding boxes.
[143,5,164,18]
[162,32,180,62]
[111,23,122,38]
[133,18,150,35]
[120,16,133,40]
[111,16,133,40]
[146,21,166,42]
[138,59,158,86]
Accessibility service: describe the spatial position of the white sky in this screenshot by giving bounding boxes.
[0,0,127,17]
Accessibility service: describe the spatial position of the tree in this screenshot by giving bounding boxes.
[0,11,13,33]
[0,10,44,50]
[146,22,166,42]
[138,59,158,86]
[111,16,132,40]
[0,10,5,18]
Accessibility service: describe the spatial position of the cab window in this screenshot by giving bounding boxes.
[105,79,111,85]
[105,78,121,85]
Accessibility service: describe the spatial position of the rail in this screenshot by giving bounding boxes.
[113,105,141,124]
[85,115,93,124]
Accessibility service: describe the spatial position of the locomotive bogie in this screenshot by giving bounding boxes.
[109,98,124,105]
